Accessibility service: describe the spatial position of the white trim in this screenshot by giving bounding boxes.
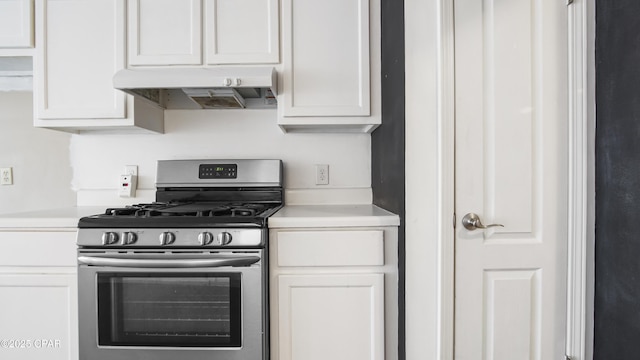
[566,1,596,359]
[585,0,596,357]
[404,0,443,356]
[436,0,455,358]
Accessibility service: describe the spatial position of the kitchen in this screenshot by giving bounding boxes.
[3,0,621,360]
[0,1,402,360]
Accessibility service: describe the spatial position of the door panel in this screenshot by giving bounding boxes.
[454,0,568,358]
[483,269,540,359]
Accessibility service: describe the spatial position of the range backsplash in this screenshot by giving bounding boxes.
[69,109,372,205]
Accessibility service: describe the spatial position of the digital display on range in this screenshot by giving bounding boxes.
[199,164,237,179]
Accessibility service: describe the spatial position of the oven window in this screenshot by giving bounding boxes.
[96,273,242,347]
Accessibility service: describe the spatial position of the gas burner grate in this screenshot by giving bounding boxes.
[104,202,270,218]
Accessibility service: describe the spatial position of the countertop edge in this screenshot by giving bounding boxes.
[0,207,104,230]
[268,204,400,229]
[0,205,401,230]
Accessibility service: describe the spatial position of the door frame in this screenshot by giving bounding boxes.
[404,0,595,359]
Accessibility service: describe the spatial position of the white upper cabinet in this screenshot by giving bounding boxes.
[34,0,163,133]
[128,0,202,66]
[128,0,279,67]
[278,0,379,133]
[0,0,34,49]
[36,0,125,120]
[205,0,279,64]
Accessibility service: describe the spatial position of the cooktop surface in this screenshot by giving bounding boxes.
[78,202,282,229]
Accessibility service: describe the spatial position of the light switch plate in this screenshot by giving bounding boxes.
[125,165,138,176]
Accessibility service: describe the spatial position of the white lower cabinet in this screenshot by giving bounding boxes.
[0,230,78,360]
[270,227,397,360]
[277,273,384,360]
[0,272,77,360]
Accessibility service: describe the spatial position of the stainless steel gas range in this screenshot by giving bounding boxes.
[76,159,283,360]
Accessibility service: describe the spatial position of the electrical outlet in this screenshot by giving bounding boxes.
[315,164,329,185]
[0,167,13,185]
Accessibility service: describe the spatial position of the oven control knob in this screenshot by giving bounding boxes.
[121,232,137,245]
[218,232,233,246]
[101,232,119,246]
[198,232,214,246]
[159,232,176,246]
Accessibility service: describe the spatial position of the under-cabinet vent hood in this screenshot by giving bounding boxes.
[113,67,277,110]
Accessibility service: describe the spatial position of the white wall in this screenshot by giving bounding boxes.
[70,109,371,206]
[0,91,76,214]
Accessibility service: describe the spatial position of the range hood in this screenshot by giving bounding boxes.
[113,66,277,110]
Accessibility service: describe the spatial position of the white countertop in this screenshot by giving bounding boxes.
[0,204,400,230]
[269,205,400,228]
[0,207,104,229]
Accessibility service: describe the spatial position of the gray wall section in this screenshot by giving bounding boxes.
[372,0,404,359]
[594,0,640,358]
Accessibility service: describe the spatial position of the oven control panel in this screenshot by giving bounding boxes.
[199,164,237,179]
[78,228,263,248]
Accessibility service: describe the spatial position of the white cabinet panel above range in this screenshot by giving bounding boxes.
[205,0,279,64]
[128,0,202,66]
[128,0,279,66]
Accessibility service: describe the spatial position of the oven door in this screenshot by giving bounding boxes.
[77,250,266,360]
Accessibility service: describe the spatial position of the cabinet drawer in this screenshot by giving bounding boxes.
[276,230,383,267]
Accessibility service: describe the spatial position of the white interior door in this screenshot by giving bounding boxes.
[454,0,568,359]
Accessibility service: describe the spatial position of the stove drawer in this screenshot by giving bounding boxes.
[274,230,384,267]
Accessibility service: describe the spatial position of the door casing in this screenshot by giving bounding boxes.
[404,0,594,359]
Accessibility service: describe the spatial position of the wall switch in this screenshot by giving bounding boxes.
[0,167,13,185]
[124,165,138,176]
[315,164,329,185]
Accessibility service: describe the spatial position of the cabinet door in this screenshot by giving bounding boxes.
[0,0,33,48]
[128,0,202,66]
[35,0,126,119]
[0,272,78,360]
[204,0,278,64]
[277,273,384,360]
[281,0,370,117]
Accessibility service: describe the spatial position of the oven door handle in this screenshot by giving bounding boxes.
[77,255,260,268]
